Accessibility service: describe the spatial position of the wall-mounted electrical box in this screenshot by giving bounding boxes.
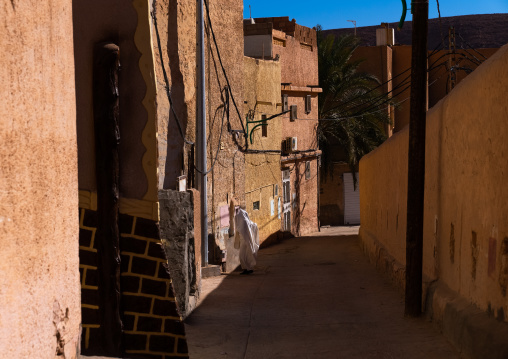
[291,137,297,151]
[282,137,297,154]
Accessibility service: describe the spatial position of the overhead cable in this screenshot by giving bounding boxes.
[151,0,194,145]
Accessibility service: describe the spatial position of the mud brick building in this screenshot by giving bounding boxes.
[320,18,502,227]
[73,0,191,356]
[243,56,283,245]
[153,0,246,269]
[244,17,322,237]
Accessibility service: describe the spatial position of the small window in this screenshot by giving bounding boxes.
[273,37,286,47]
[305,95,312,114]
[261,114,267,137]
[290,105,297,121]
[253,201,260,210]
[305,161,311,180]
[282,94,289,112]
[274,184,279,196]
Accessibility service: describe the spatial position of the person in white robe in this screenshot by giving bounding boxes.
[234,207,259,274]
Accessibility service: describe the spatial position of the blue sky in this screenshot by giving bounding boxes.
[243,0,508,30]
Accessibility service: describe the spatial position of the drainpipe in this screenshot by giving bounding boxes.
[197,0,208,266]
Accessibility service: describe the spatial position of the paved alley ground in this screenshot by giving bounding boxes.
[184,227,462,359]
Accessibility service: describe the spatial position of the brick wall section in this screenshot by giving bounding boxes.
[244,22,273,36]
[78,208,188,358]
[253,17,296,37]
[79,208,101,353]
[119,214,188,359]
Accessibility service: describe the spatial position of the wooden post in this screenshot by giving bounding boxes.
[93,43,123,355]
[405,0,428,317]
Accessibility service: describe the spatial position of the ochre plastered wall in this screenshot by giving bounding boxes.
[254,18,321,236]
[73,0,158,202]
[244,57,283,244]
[281,88,320,236]
[359,43,508,322]
[0,1,81,357]
[320,44,499,227]
[152,0,245,250]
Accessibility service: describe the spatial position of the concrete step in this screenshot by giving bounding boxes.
[201,264,221,278]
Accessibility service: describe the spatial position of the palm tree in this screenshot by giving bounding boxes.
[317,28,393,184]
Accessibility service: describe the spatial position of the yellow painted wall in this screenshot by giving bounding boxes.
[359,43,508,322]
[0,0,81,357]
[244,56,283,244]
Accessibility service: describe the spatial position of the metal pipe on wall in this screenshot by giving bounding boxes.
[197,0,208,266]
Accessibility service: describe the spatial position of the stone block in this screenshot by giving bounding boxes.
[131,256,157,276]
[141,278,167,297]
[149,335,176,353]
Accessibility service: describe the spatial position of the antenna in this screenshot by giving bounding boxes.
[248,5,255,24]
[347,20,357,37]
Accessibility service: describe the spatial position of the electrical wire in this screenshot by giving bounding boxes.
[195,86,229,175]
[299,97,409,122]
[456,33,488,60]
[151,0,194,145]
[350,82,411,117]
[203,0,248,144]
[324,66,411,114]
[325,39,450,117]
[435,0,447,55]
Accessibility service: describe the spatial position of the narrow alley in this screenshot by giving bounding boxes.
[184,227,461,359]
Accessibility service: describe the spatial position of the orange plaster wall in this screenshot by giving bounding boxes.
[0,0,81,357]
[360,44,508,322]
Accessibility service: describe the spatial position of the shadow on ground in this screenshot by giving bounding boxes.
[184,226,460,359]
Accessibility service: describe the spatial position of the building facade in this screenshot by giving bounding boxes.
[245,17,321,237]
[320,24,500,227]
[73,0,189,356]
[359,43,508,358]
[243,56,283,245]
[0,1,81,358]
[153,0,246,269]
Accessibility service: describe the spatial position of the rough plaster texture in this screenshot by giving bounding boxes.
[359,44,508,324]
[152,0,246,248]
[391,45,412,132]
[276,19,320,237]
[281,91,319,236]
[243,18,320,237]
[274,26,318,87]
[251,17,319,87]
[244,34,273,59]
[244,57,283,244]
[159,190,197,318]
[0,1,81,357]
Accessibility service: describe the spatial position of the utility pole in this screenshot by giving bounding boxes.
[447,26,457,93]
[197,0,208,266]
[405,0,428,317]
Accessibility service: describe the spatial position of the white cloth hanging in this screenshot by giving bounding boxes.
[234,208,260,271]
